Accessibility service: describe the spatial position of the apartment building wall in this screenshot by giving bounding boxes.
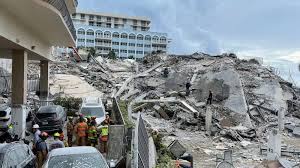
[72,12,169,59]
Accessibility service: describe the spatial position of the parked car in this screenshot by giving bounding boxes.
[80,97,106,125]
[0,142,36,168]
[33,105,66,132]
[42,146,109,168]
[0,104,11,132]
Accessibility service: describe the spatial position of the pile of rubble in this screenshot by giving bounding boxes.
[26,52,300,167]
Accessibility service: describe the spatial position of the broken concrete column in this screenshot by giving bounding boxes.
[267,129,281,160]
[40,60,49,99]
[278,107,284,132]
[205,106,213,135]
[153,105,169,120]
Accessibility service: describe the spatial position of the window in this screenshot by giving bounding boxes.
[141,21,146,26]
[145,44,151,48]
[113,33,119,38]
[86,39,94,43]
[78,39,85,42]
[123,18,127,24]
[106,23,111,28]
[137,35,143,40]
[133,20,137,25]
[104,31,111,38]
[89,21,94,26]
[86,30,94,35]
[97,16,101,21]
[120,50,127,53]
[106,17,111,22]
[114,24,119,28]
[145,36,151,41]
[112,42,119,45]
[121,42,127,46]
[72,14,76,18]
[137,51,143,54]
[142,27,146,31]
[78,29,85,35]
[114,18,119,22]
[96,22,101,27]
[137,44,143,47]
[80,14,85,19]
[129,34,136,39]
[113,49,119,53]
[129,43,135,47]
[96,31,102,37]
[89,15,94,20]
[133,26,137,31]
[128,50,135,54]
[121,33,128,39]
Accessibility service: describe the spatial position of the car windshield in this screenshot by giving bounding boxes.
[36,113,57,119]
[48,153,108,168]
[80,107,104,118]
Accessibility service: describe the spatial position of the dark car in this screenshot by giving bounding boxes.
[0,142,36,168]
[33,105,66,132]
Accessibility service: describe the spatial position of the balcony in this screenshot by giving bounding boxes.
[45,0,77,40]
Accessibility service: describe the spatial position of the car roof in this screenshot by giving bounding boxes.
[49,147,99,156]
[0,104,9,111]
[0,143,25,154]
[38,105,62,113]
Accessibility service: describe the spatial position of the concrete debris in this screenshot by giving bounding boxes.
[23,52,300,167]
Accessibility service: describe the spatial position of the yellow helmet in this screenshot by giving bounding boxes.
[54,132,60,137]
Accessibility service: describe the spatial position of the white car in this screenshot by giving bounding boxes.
[79,97,106,125]
[43,146,109,168]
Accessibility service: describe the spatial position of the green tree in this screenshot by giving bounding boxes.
[108,50,117,59]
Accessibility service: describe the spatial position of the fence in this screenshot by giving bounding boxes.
[107,97,126,162]
[132,113,149,168]
[0,76,40,94]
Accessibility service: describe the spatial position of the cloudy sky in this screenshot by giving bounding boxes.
[78,0,300,84]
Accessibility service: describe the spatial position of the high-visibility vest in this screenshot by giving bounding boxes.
[88,126,97,139]
[100,125,109,141]
[77,122,88,137]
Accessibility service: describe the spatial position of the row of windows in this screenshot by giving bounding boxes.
[78,39,152,48]
[118,50,144,54]
[77,29,166,41]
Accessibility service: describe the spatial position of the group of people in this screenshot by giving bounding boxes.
[67,114,112,153]
[31,114,112,168]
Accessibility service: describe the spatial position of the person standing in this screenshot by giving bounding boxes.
[186,82,191,96]
[87,121,97,147]
[206,90,213,105]
[74,116,88,146]
[36,132,48,168]
[32,124,41,155]
[49,132,65,151]
[98,120,109,153]
[67,116,74,147]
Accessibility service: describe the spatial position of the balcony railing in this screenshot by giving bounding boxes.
[44,0,77,41]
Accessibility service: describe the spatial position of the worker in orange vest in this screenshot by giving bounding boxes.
[74,116,88,146]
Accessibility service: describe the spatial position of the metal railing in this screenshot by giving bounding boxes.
[132,113,149,168]
[43,0,77,40]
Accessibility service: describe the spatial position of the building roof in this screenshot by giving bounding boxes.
[76,10,151,22]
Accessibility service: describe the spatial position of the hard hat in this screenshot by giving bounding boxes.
[33,124,40,129]
[53,132,60,137]
[68,116,73,120]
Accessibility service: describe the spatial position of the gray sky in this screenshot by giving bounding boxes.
[78,0,300,84]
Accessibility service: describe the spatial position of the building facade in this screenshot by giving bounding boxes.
[72,11,169,59]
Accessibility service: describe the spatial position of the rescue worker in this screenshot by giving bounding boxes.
[87,120,98,147]
[99,120,109,153]
[67,116,74,147]
[186,81,191,96]
[206,90,213,105]
[32,124,41,155]
[36,132,48,168]
[163,67,169,78]
[74,116,88,146]
[58,128,68,147]
[49,132,65,151]
[104,114,113,125]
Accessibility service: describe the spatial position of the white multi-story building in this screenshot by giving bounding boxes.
[72,11,170,59]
